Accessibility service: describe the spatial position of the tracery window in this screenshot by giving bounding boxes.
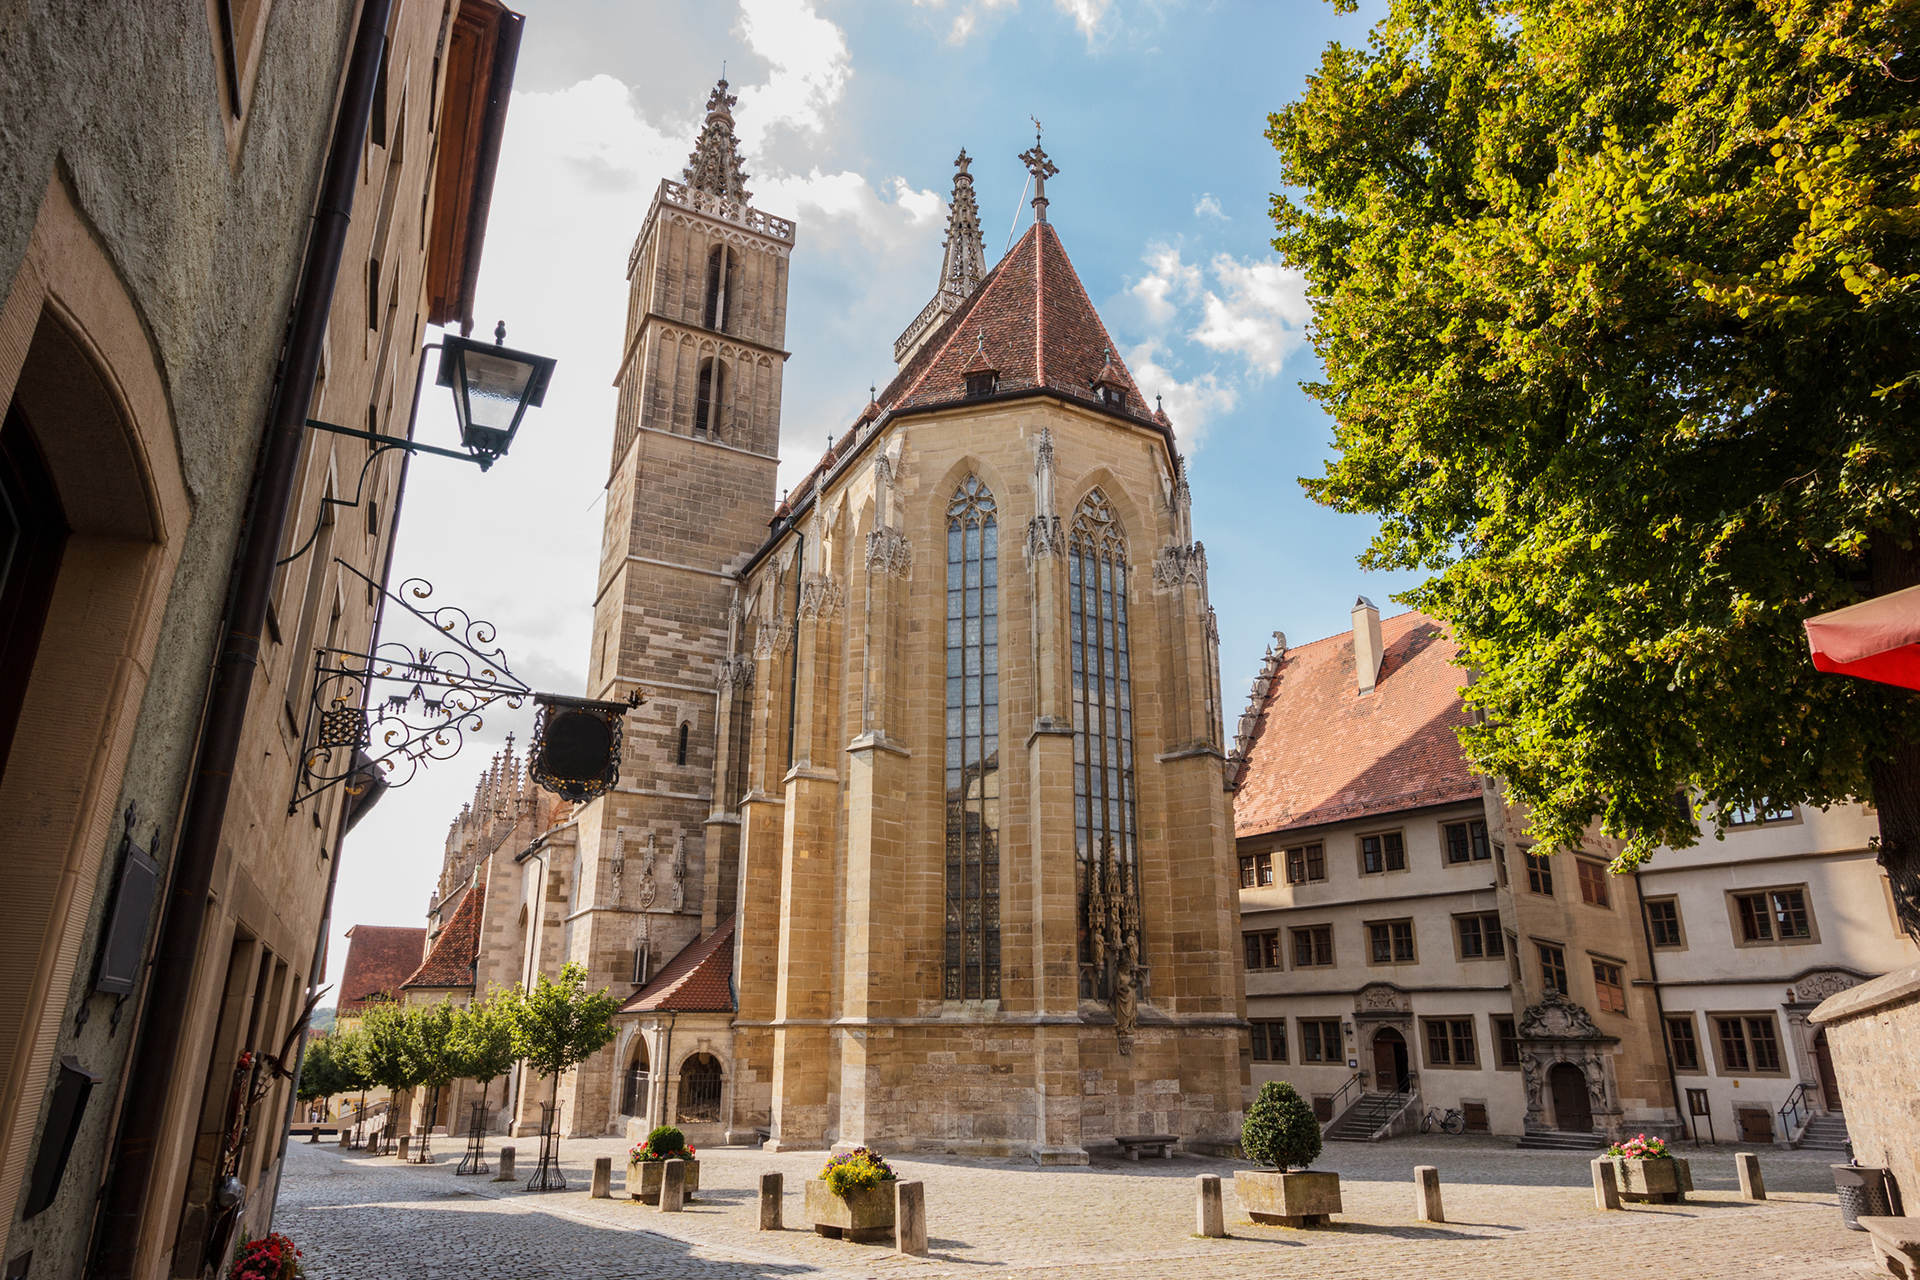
[945,476,1000,1000]
[1070,489,1138,998]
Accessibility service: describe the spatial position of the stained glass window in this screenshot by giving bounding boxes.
[1070,489,1137,996]
[945,476,1000,1000]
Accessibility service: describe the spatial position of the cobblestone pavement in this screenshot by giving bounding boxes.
[277,1133,1880,1279]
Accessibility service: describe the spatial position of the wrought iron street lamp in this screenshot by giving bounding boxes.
[435,322,557,469]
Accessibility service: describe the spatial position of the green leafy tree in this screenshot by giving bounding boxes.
[448,987,521,1116]
[1243,1081,1323,1171]
[508,962,621,1114]
[296,1035,349,1111]
[1269,0,1920,934]
[327,1026,373,1118]
[403,1000,463,1129]
[353,1002,422,1134]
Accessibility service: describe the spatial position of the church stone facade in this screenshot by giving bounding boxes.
[430,84,1247,1161]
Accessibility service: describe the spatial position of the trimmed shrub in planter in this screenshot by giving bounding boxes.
[1235,1081,1341,1227]
[628,1125,700,1203]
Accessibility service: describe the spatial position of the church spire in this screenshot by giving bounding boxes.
[940,149,987,299]
[683,78,751,203]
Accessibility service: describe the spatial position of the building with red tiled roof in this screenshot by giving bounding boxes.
[620,915,735,1015]
[402,881,486,993]
[609,918,737,1140]
[336,925,428,1025]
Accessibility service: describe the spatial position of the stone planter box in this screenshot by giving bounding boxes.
[628,1158,700,1204]
[1611,1157,1691,1204]
[804,1177,896,1243]
[1234,1170,1342,1227]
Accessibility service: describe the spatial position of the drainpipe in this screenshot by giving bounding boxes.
[88,2,394,1273]
[1634,870,1687,1141]
[656,1010,677,1128]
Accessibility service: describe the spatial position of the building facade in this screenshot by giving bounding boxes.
[1231,600,1919,1148]
[0,1,522,1273]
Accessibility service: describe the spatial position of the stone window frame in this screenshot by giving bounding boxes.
[1285,841,1327,884]
[1298,1017,1344,1063]
[1722,799,1800,829]
[1664,1012,1705,1074]
[1357,829,1406,876]
[1524,847,1554,896]
[1492,1016,1521,1071]
[1575,858,1613,909]
[1242,929,1282,971]
[1364,917,1417,967]
[1249,1018,1288,1063]
[1725,884,1820,949]
[944,474,1001,1002]
[1644,895,1688,950]
[1290,924,1336,969]
[1238,850,1273,889]
[1453,911,1506,962]
[1536,940,1569,995]
[1590,957,1628,1015]
[1441,817,1492,866]
[1420,1016,1480,1070]
[1493,841,1509,888]
[1709,1010,1789,1077]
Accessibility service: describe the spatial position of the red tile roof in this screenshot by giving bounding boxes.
[1233,611,1482,839]
[338,925,428,1015]
[402,881,486,990]
[620,916,735,1014]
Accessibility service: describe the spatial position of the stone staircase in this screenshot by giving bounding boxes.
[1795,1113,1852,1153]
[1325,1092,1412,1143]
[1515,1128,1606,1151]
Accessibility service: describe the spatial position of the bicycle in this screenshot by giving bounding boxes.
[1419,1106,1466,1135]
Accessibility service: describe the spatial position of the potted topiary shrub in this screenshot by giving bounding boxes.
[804,1147,898,1243]
[627,1125,700,1204]
[1605,1133,1690,1204]
[1234,1081,1342,1227]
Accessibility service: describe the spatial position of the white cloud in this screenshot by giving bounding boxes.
[917,0,1021,44]
[732,0,851,153]
[1055,0,1114,41]
[1193,192,1226,220]
[1126,338,1238,451]
[1127,242,1200,328]
[1191,254,1311,377]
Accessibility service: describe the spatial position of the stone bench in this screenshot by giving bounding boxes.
[1859,1217,1920,1280]
[1115,1134,1178,1161]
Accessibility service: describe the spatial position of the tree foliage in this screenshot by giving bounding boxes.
[351,1002,420,1094]
[1270,0,1920,925]
[1243,1081,1323,1171]
[296,1035,349,1104]
[327,1027,372,1096]
[449,987,521,1088]
[508,962,620,1083]
[403,999,463,1092]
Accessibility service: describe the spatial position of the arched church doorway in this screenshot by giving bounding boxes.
[622,1039,650,1118]
[1813,1029,1842,1111]
[678,1053,723,1123]
[1372,1028,1408,1092]
[1549,1063,1593,1132]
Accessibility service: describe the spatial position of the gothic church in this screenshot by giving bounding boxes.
[412,81,1246,1162]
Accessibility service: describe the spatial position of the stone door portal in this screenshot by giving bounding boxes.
[1373,1028,1408,1092]
[1813,1029,1842,1111]
[1549,1063,1591,1132]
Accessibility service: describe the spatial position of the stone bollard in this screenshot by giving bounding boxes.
[661,1157,686,1212]
[1591,1158,1621,1211]
[896,1180,928,1256]
[1415,1166,1445,1223]
[338,1129,350,1147]
[1736,1151,1766,1201]
[591,1156,612,1199]
[397,1135,410,1163]
[492,1146,516,1182]
[759,1172,783,1230]
[1195,1174,1225,1238]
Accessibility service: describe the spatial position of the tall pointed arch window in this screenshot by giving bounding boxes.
[945,476,1000,1001]
[1070,488,1137,997]
[694,357,724,438]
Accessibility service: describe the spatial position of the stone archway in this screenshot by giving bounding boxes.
[1517,990,1623,1141]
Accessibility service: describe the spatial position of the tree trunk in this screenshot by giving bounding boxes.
[1869,528,1920,944]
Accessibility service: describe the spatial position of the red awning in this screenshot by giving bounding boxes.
[1804,583,1920,691]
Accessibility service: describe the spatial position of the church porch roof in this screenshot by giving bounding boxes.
[620,916,736,1014]
[402,881,487,990]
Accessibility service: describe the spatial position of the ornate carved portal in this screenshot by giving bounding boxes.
[1516,989,1623,1140]
[1352,984,1412,1093]
[1083,837,1145,1053]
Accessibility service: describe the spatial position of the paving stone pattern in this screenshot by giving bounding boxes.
[278,1135,1878,1279]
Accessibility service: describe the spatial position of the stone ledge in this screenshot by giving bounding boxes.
[1809,960,1920,1024]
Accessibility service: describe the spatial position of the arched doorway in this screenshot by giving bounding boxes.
[678,1053,723,1123]
[622,1038,650,1118]
[1372,1028,1408,1092]
[1549,1063,1593,1132]
[1812,1029,1842,1111]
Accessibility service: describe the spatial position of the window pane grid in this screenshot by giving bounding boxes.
[945,477,999,1001]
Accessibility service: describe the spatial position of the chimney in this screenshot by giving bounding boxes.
[1352,596,1384,695]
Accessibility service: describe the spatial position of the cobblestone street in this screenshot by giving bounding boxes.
[277,1135,1880,1279]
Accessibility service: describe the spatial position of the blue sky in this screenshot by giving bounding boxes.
[327,0,1418,987]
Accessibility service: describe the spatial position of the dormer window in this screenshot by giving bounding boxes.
[1098,384,1123,410]
[966,371,997,398]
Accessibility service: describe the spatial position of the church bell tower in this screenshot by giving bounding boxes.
[557,80,795,1134]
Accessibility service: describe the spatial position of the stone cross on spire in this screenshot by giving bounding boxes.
[683,78,752,203]
[940,149,987,297]
[1018,121,1059,224]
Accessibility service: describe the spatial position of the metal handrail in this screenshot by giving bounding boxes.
[1779,1081,1815,1137]
[1326,1071,1363,1115]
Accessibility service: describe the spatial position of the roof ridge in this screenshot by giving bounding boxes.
[896,225,1036,406]
[1033,221,1046,385]
[1040,224,1142,399]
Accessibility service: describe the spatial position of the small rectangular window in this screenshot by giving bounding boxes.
[1368,920,1416,964]
[1494,1016,1520,1068]
[1592,960,1626,1014]
[1716,1017,1751,1072]
[1494,841,1508,887]
[1736,893,1772,941]
[1361,831,1405,874]
[1250,1019,1287,1063]
[1242,930,1281,971]
[1538,943,1568,995]
[1456,912,1505,959]
[1577,860,1611,908]
[1666,1016,1700,1071]
[1300,1019,1344,1063]
[1443,819,1491,864]
[1646,899,1684,948]
[1292,926,1334,968]
[1733,886,1815,945]
[1746,1016,1782,1072]
[1286,843,1326,884]
[1526,851,1554,896]
[1239,851,1273,888]
[1424,1018,1477,1067]
[1726,799,1796,826]
[1771,889,1811,939]
[965,372,997,398]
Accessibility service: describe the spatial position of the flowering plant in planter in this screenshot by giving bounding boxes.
[629,1124,695,1163]
[819,1147,896,1197]
[231,1232,303,1280]
[1606,1133,1671,1160]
